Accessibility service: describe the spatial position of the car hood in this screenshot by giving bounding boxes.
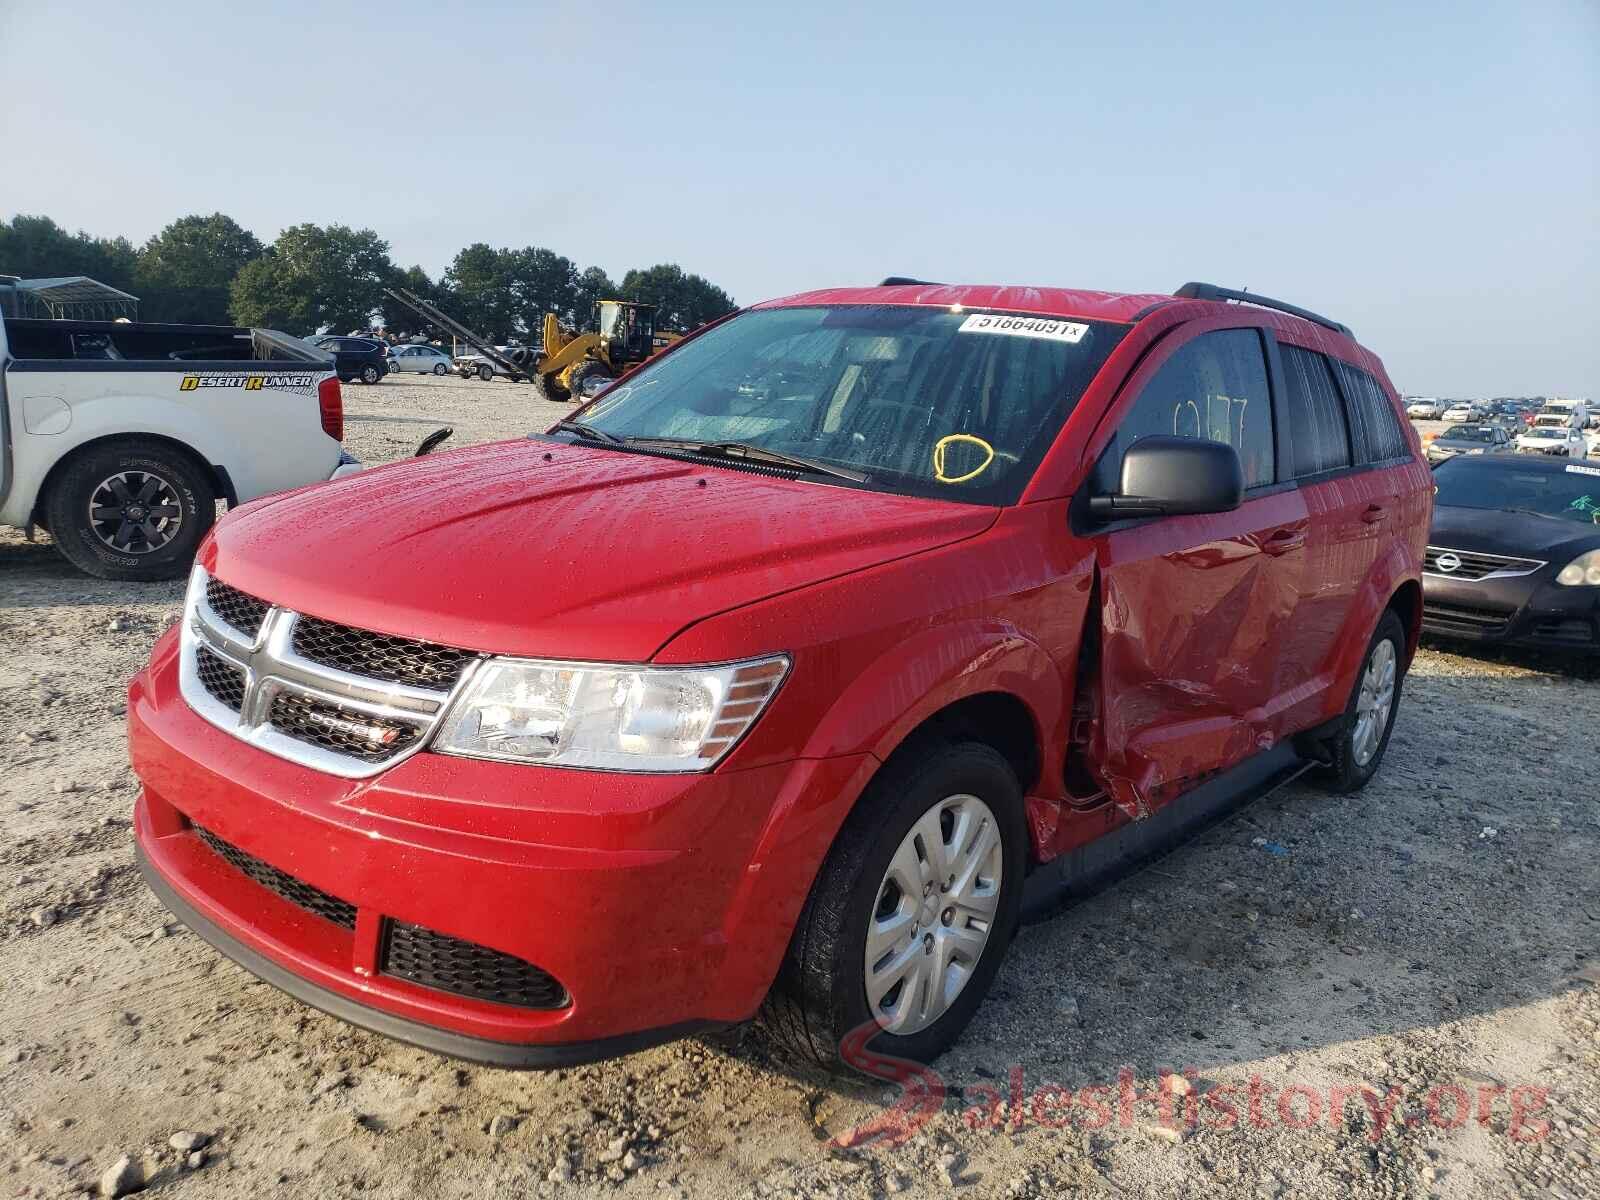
[1430,440,1491,452]
[1431,504,1600,562]
[205,439,998,661]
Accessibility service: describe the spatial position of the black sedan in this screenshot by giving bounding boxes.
[1423,456,1600,652]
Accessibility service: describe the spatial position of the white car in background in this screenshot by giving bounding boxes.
[387,344,455,375]
[1440,402,1476,422]
[1516,414,1589,458]
[1406,398,1443,419]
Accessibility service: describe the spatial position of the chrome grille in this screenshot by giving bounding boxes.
[178,567,479,779]
[292,615,471,690]
[205,577,270,638]
[194,644,246,713]
[1424,545,1545,581]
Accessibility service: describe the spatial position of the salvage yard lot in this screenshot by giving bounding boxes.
[1,377,1596,1200]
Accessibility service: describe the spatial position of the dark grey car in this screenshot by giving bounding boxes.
[1426,423,1513,466]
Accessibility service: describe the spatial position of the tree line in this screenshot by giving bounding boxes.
[0,213,738,341]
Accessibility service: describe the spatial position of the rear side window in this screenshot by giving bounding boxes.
[1279,345,1351,475]
[1109,328,1275,488]
[1334,361,1409,462]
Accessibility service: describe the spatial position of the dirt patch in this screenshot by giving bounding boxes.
[2,378,1595,1199]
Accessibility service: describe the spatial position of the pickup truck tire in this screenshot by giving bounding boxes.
[762,739,1025,1070]
[359,364,382,385]
[45,439,216,582]
[1314,609,1407,794]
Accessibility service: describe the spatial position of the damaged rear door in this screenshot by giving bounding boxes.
[1082,326,1311,818]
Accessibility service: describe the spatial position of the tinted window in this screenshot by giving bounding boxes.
[1435,460,1600,525]
[1279,345,1351,476]
[1334,361,1409,462]
[1109,329,1275,488]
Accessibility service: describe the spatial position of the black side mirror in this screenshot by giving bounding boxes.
[1088,435,1244,519]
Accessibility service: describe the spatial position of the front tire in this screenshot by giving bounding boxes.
[432,362,449,376]
[763,740,1026,1070]
[1314,609,1406,793]
[360,364,381,385]
[44,439,216,582]
[476,364,494,382]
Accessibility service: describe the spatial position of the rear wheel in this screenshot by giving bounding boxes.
[1314,609,1406,793]
[762,740,1026,1070]
[44,439,215,581]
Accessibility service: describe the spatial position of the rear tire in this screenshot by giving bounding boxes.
[762,739,1026,1071]
[1313,609,1406,794]
[44,439,216,582]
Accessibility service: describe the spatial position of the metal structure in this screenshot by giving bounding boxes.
[382,287,534,382]
[7,276,141,321]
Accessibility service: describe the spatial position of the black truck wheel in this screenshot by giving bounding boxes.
[566,360,613,400]
[44,439,216,582]
[539,373,571,402]
[477,364,494,382]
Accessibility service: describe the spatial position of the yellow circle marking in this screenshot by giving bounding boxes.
[932,434,996,483]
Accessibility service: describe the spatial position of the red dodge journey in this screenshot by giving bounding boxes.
[130,280,1430,1069]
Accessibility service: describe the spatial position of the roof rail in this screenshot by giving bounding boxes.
[1174,282,1352,338]
[879,276,942,287]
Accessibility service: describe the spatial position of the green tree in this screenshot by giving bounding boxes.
[0,214,141,294]
[230,224,393,334]
[135,213,263,324]
[619,263,736,331]
[442,243,523,342]
[380,264,449,337]
[510,247,579,329]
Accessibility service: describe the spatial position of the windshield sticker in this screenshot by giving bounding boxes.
[957,313,1089,343]
[1565,464,1600,477]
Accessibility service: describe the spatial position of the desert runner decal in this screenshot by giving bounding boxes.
[180,372,320,397]
[957,313,1089,343]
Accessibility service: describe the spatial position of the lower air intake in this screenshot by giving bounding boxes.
[381,920,568,1009]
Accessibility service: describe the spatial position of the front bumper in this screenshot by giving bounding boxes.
[129,632,873,1063]
[1422,571,1600,652]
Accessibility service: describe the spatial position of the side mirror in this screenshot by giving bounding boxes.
[1088,436,1244,519]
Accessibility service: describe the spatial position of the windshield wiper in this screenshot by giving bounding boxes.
[553,420,624,445]
[1499,507,1559,521]
[623,437,868,482]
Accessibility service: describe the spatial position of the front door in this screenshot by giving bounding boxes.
[1085,326,1309,819]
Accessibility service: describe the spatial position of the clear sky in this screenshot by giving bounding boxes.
[2,0,1595,398]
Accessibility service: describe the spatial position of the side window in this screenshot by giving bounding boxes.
[1111,328,1275,488]
[1334,361,1409,462]
[1279,345,1351,476]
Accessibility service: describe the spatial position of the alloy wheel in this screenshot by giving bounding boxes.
[1351,638,1396,766]
[87,471,183,554]
[864,794,1002,1035]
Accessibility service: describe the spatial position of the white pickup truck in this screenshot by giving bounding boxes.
[0,283,360,581]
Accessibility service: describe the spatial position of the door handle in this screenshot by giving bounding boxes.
[1261,527,1306,556]
[1361,504,1387,525]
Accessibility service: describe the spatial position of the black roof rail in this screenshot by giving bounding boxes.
[1174,282,1352,338]
[879,276,942,287]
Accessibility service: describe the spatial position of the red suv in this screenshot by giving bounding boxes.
[130,280,1430,1070]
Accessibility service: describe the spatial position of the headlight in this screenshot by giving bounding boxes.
[1556,549,1600,587]
[434,654,789,771]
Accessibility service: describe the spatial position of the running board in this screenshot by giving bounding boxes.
[1020,744,1312,922]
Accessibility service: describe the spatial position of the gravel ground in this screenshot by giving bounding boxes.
[1,377,1596,1200]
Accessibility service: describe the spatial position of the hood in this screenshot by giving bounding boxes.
[206,438,997,661]
[1432,504,1600,562]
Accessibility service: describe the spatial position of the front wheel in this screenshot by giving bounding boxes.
[476,364,494,382]
[44,438,216,581]
[763,740,1026,1069]
[1314,609,1407,793]
[432,362,449,376]
[359,364,381,385]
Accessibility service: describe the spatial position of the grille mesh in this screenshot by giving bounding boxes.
[194,645,246,712]
[1422,603,1512,634]
[267,692,419,763]
[195,826,357,930]
[292,615,472,691]
[205,578,270,638]
[1423,546,1542,581]
[382,921,567,1009]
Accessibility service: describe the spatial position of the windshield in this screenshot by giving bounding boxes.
[1441,425,1494,442]
[571,305,1126,504]
[1435,461,1600,524]
[1529,418,1567,432]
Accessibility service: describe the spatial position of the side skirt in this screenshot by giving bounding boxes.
[1020,742,1312,922]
